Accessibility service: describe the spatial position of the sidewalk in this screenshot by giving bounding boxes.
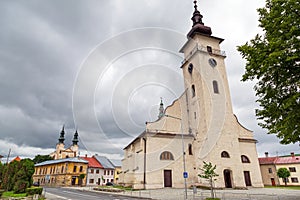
[71,187,300,200]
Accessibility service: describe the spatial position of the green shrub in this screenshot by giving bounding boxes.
[26,187,43,195]
[205,198,220,200]
[14,180,29,194]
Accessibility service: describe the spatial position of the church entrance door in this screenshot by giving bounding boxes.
[223,169,232,188]
[244,171,252,186]
[164,170,172,187]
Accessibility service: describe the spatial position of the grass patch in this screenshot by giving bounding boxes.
[2,191,27,197]
[265,185,300,190]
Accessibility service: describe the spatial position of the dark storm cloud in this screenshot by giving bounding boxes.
[0,0,298,159]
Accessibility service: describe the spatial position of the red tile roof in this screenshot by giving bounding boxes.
[259,156,300,165]
[258,157,277,165]
[11,156,21,162]
[81,156,103,168]
[276,156,300,164]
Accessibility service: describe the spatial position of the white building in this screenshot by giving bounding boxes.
[121,1,263,189]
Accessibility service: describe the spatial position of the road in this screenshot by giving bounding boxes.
[44,187,151,200]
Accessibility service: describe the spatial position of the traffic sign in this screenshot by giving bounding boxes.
[183,171,188,178]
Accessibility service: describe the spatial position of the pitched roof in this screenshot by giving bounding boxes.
[94,155,115,169]
[258,157,277,165]
[259,156,300,165]
[276,156,300,164]
[11,156,21,162]
[81,156,103,168]
[35,157,88,167]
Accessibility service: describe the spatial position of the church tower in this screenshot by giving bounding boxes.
[122,1,263,189]
[71,130,79,157]
[54,126,65,159]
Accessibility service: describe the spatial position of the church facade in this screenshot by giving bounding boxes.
[121,2,263,189]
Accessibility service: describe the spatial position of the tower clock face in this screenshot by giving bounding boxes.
[208,58,217,67]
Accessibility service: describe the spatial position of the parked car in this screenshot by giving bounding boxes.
[106,182,114,186]
[33,182,40,187]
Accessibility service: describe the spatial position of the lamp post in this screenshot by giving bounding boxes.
[165,114,188,199]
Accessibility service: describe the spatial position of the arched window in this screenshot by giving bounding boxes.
[191,85,196,97]
[160,151,174,160]
[241,155,250,163]
[221,151,230,158]
[188,144,193,155]
[213,80,219,94]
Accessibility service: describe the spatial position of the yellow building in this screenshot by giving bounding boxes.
[33,157,88,186]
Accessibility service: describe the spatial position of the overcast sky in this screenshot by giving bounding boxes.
[0,0,298,161]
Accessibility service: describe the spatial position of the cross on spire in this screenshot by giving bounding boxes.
[187,0,212,37]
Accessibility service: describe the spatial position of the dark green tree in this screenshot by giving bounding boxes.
[237,0,300,144]
[198,161,219,199]
[32,154,53,164]
[277,167,291,186]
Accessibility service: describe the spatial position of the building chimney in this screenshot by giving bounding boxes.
[291,152,295,157]
[265,152,269,158]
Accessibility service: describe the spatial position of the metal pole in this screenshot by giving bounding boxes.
[180,119,188,199]
[165,115,187,199]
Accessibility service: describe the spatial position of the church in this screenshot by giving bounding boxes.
[121,1,263,189]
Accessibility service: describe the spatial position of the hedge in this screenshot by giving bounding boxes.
[26,187,43,195]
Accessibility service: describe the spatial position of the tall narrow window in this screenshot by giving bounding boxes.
[191,85,196,97]
[188,144,193,155]
[194,112,196,119]
[213,80,219,94]
[207,46,212,54]
[73,166,77,172]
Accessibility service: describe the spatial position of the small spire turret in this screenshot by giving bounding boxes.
[72,129,79,145]
[158,97,165,119]
[58,125,65,144]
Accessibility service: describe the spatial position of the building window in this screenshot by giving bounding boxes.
[96,169,99,174]
[160,151,174,160]
[213,80,219,94]
[289,167,296,172]
[103,179,106,183]
[207,46,212,54]
[191,85,196,97]
[221,151,230,158]
[79,166,83,172]
[90,169,94,173]
[241,155,250,163]
[188,144,193,155]
[283,178,289,183]
[111,179,114,182]
[73,166,77,172]
[268,168,273,173]
[194,112,196,119]
[89,179,94,184]
[61,166,64,173]
[291,177,299,183]
[188,63,193,74]
[111,170,114,175]
[104,170,106,175]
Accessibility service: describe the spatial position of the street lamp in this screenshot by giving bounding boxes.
[165,114,188,199]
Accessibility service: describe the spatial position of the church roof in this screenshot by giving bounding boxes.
[35,157,88,167]
[123,131,194,150]
[81,156,103,168]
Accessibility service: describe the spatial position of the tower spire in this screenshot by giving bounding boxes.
[72,129,79,145]
[58,125,65,144]
[187,0,212,38]
[158,97,164,119]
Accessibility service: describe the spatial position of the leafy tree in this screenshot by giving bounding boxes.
[0,159,34,193]
[32,154,53,164]
[277,167,291,186]
[78,174,85,186]
[198,161,219,199]
[237,0,300,144]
